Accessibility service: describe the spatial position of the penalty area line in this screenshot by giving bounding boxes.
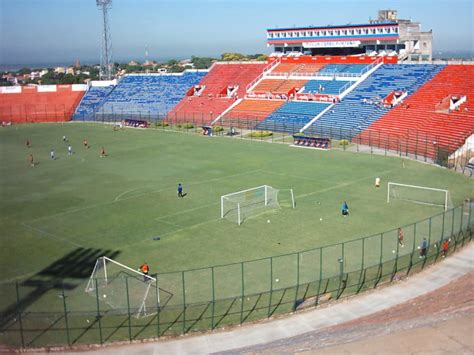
[21,222,84,248]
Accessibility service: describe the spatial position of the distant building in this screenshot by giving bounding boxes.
[180,59,195,68]
[128,60,140,66]
[54,67,66,74]
[66,67,75,75]
[267,9,433,61]
[143,60,158,67]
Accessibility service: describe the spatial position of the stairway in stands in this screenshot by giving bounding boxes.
[358,65,474,158]
[168,63,266,124]
[303,64,445,139]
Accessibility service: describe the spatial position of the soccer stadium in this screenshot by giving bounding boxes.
[0,3,473,353]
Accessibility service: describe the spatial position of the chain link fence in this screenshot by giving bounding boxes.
[1,202,472,349]
[70,112,474,175]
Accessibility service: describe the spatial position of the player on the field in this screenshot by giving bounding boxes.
[139,262,150,282]
[83,139,89,148]
[67,144,73,155]
[341,201,349,216]
[28,153,34,167]
[50,149,55,160]
[398,228,404,247]
[177,183,184,198]
[99,146,107,157]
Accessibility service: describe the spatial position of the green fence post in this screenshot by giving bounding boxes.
[391,234,400,282]
[267,257,273,318]
[181,271,186,334]
[432,217,442,263]
[407,223,417,275]
[375,233,383,287]
[459,205,465,248]
[451,208,455,247]
[61,287,71,346]
[94,279,103,345]
[15,281,25,348]
[357,238,366,293]
[293,253,300,311]
[240,262,245,325]
[211,267,216,329]
[125,278,132,343]
[315,247,323,307]
[336,243,345,298]
[156,276,160,338]
[469,200,473,242]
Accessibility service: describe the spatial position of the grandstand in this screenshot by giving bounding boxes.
[222,99,285,123]
[302,79,351,95]
[73,85,115,120]
[93,72,206,119]
[0,85,85,123]
[252,79,308,94]
[256,101,331,132]
[318,64,368,76]
[167,63,266,123]
[358,65,474,158]
[303,64,445,138]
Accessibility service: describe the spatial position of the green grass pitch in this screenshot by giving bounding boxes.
[0,122,472,314]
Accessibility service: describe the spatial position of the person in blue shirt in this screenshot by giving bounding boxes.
[419,238,428,258]
[177,183,183,198]
[341,201,349,216]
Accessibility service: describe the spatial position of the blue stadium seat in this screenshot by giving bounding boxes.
[73,86,114,120]
[75,72,206,119]
[302,79,352,95]
[318,64,367,75]
[304,64,445,139]
[256,101,330,133]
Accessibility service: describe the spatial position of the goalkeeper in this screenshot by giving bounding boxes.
[139,262,150,282]
[341,201,349,216]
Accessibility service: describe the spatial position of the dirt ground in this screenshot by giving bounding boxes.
[224,272,474,354]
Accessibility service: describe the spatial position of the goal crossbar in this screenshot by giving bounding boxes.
[221,185,294,225]
[387,182,451,211]
[100,256,156,282]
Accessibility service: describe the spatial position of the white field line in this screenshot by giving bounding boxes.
[262,169,395,200]
[152,170,393,239]
[20,222,83,248]
[29,169,263,223]
[154,201,219,221]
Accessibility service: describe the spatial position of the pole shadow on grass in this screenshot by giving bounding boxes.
[0,248,120,338]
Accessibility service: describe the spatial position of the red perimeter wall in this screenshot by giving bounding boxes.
[0,85,85,123]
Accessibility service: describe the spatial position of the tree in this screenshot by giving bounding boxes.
[221,53,246,61]
[191,56,214,69]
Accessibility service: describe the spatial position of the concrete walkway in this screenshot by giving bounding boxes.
[73,244,473,355]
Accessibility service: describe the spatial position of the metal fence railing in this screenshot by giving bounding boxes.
[69,113,473,174]
[1,198,472,348]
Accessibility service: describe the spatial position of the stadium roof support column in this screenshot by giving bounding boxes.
[97,0,113,80]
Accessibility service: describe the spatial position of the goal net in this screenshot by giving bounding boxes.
[85,257,160,318]
[387,182,453,211]
[221,185,295,225]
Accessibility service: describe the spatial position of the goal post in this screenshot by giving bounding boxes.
[387,182,453,211]
[221,185,295,225]
[85,256,159,318]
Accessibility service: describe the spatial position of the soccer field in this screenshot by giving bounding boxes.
[0,122,472,346]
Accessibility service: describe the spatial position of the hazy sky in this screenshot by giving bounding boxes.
[0,0,473,65]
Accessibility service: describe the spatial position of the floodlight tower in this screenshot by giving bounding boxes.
[97,0,113,80]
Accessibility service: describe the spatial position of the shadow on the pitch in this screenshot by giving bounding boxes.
[0,247,121,331]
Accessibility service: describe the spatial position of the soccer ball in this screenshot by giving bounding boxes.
[275,278,279,282]
[320,218,323,221]
[103,294,107,298]
[267,220,270,223]
[392,250,396,253]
